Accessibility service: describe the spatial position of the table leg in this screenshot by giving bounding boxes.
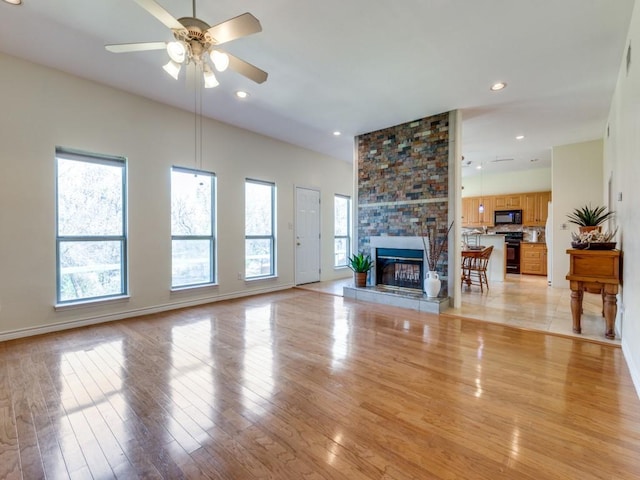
[603,284,618,339]
[569,281,583,334]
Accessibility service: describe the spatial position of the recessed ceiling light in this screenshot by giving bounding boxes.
[490,82,507,91]
[476,165,482,170]
[333,131,341,136]
[3,0,22,4]
[235,90,248,99]
[516,135,525,140]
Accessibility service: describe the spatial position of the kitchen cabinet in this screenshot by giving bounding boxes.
[481,196,495,227]
[462,196,494,227]
[462,197,479,227]
[520,243,547,275]
[463,191,550,228]
[523,191,551,226]
[494,194,523,209]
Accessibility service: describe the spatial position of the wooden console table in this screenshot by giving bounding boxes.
[565,249,621,339]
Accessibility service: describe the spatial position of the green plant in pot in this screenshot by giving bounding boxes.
[348,252,374,288]
[567,204,614,233]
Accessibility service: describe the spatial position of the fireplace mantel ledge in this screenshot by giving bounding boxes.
[370,236,425,250]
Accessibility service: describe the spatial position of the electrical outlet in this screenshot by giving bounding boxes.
[237,272,243,280]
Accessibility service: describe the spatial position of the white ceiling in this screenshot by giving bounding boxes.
[0,0,634,177]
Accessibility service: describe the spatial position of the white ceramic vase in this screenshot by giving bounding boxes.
[425,271,441,298]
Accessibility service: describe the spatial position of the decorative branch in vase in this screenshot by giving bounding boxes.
[420,220,454,273]
[420,220,454,298]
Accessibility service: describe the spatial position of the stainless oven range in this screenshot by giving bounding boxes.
[497,231,524,274]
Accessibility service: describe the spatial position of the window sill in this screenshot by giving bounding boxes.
[54,295,130,311]
[245,275,278,282]
[171,283,219,293]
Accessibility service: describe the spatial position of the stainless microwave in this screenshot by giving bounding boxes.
[494,209,522,225]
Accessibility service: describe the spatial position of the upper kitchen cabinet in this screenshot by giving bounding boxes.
[481,196,495,227]
[494,194,523,209]
[462,197,480,227]
[523,191,551,226]
[462,196,494,227]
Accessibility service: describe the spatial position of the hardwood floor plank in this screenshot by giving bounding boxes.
[0,359,21,480]
[0,406,21,480]
[0,289,639,478]
[8,358,47,479]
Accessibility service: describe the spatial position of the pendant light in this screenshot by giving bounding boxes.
[478,164,484,213]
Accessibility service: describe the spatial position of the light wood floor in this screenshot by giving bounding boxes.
[1,289,638,479]
[303,275,621,345]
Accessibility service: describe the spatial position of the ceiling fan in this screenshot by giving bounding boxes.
[105,0,268,88]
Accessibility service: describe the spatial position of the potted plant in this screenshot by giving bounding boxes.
[348,252,374,287]
[566,204,614,233]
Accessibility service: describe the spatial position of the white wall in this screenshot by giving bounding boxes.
[549,140,604,289]
[461,167,551,197]
[0,52,353,339]
[605,0,640,396]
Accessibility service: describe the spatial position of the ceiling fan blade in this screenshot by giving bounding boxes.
[105,41,166,53]
[133,0,185,30]
[206,12,262,45]
[227,53,268,84]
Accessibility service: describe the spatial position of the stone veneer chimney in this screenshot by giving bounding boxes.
[356,111,451,294]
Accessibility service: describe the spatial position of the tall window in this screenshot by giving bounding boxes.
[56,148,127,303]
[245,179,276,278]
[334,194,351,267]
[171,167,216,288]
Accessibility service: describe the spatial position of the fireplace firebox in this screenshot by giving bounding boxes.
[375,248,424,291]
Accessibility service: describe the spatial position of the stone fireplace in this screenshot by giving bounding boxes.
[355,111,452,298]
[345,111,455,312]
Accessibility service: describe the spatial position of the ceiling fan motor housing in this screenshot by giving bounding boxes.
[174,17,214,65]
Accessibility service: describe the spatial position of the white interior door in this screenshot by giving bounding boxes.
[295,187,321,285]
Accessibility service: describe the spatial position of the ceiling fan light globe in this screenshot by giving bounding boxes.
[211,50,229,72]
[203,69,219,88]
[166,41,186,63]
[162,60,181,80]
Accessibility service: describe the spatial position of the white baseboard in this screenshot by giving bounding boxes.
[0,283,294,342]
[622,338,640,400]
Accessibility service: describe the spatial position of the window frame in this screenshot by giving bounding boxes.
[170,166,217,289]
[55,147,128,305]
[334,194,351,268]
[244,178,276,279]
